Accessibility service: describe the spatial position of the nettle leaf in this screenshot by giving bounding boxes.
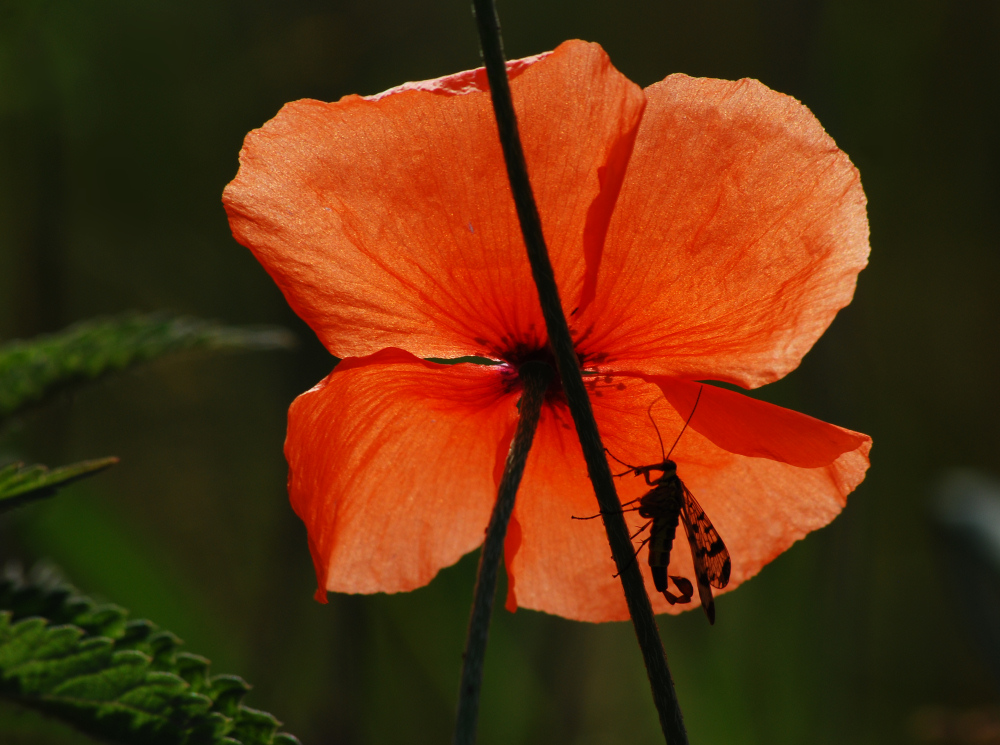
[0,313,294,419]
[0,565,301,745]
[0,458,119,513]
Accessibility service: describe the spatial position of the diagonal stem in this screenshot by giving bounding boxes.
[453,360,552,745]
[471,2,688,743]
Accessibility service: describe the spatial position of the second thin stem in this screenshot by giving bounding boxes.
[453,360,553,745]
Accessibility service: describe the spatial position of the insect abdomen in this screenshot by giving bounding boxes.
[648,511,681,592]
[638,480,684,593]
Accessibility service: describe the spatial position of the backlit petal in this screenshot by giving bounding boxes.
[502,401,626,621]
[504,377,705,621]
[286,349,517,598]
[641,377,871,605]
[649,376,870,469]
[224,40,644,360]
[506,376,870,621]
[574,75,869,388]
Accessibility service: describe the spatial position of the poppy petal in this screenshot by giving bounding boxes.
[574,75,869,388]
[502,400,631,621]
[505,376,869,621]
[224,40,645,360]
[648,376,870,469]
[649,386,871,604]
[286,349,518,598]
[503,378,705,621]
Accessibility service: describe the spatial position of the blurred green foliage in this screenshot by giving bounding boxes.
[0,313,293,419]
[1,1,998,744]
[0,459,118,513]
[0,309,300,742]
[0,565,299,745]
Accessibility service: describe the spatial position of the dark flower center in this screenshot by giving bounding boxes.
[499,343,572,406]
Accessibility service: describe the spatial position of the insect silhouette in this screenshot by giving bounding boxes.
[575,385,732,624]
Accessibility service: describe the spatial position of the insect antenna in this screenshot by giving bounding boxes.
[664,384,704,460]
[646,400,667,461]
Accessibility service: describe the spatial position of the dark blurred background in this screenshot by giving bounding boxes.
[1,1,998,743]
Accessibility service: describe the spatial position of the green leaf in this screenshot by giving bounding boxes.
[0,312,295,420]
[0,565,302,745]
[0,458,119,513]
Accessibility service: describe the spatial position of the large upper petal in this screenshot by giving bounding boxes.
[505,376,870,622]
[574,75,869,388]
[286,349,518,598]
[224,40,645,360]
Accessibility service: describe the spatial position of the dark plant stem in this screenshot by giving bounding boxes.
[471,2,688,743]
[453,360,553,745]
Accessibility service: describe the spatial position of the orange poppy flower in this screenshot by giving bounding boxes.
[223,40,871,622]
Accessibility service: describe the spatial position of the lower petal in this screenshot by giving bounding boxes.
[503,401,632,621]
[505,375,870,621]
[286,349,517,598]
[504,380,708,621]
[647,376,872,590]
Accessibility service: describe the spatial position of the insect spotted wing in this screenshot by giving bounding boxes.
[678,483,731,624]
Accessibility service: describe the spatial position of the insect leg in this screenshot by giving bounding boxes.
[612,536,650,579]
[630,520,652,540]
[571,497,642,521]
